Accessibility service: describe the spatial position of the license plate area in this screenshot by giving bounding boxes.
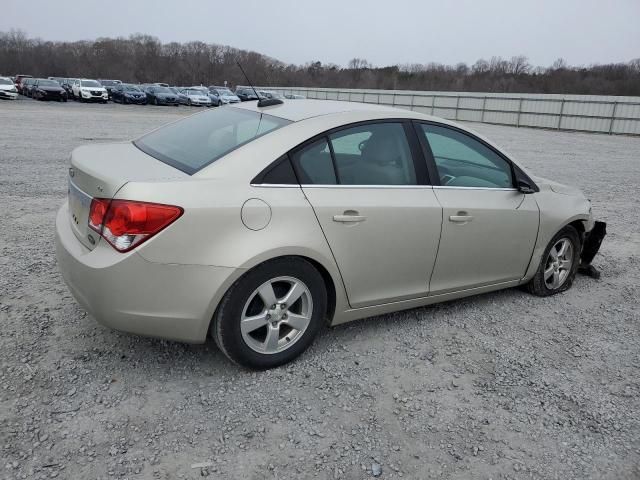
[68,179,95,248]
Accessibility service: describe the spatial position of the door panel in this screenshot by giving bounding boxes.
[302,187,442,308]
[430,188,539,294]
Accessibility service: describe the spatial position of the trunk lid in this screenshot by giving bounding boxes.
[67,141,187,250]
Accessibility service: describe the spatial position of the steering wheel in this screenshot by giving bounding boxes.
[437,165,455,185]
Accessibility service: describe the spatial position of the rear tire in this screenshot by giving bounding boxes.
[212,257,327,369]
[527,225,581,296]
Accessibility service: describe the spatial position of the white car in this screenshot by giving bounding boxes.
[56,100,605,369]
[182,88,212,107]
[0,76,18,100]
[72,79,108,103]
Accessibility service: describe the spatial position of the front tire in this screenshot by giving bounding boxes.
[212,257,327,369]
[527,225,581,296]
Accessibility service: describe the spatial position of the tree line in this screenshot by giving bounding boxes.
[1,30,639,95]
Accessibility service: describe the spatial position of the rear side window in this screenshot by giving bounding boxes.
[290,138,337,185]
[134,107,291,175]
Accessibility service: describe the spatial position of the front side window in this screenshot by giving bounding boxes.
[329,123,416,185]
[419,124,513,188]
[134,107,291,175]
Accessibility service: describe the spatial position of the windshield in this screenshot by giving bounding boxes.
[0,78,13,85]
[217,89,234,96]
[124,85,141,92]
[134,108,291,175]
[154,87,171,94]
[81,80,101,87]
[38,80,59,87]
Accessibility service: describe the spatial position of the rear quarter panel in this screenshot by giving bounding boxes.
[116,179,350,320]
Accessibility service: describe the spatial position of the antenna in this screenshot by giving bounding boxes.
[236,61,283,108]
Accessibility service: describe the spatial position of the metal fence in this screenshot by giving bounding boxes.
[264,87,640,136]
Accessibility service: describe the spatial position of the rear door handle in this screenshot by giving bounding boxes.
[449,212,474,223]
[333,210,366,223]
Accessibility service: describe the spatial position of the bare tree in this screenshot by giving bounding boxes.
[1,30,639,95]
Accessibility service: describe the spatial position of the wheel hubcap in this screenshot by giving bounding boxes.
[240,276,313,354]
[544,238,574,290]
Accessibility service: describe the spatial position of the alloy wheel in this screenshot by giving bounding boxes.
[544,237,574,290]
[240,276,313,354]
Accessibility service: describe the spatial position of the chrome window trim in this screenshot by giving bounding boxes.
[433,186,519,191]
[250,184,301,188]
[299,184,433,189]
[250,183,518,191]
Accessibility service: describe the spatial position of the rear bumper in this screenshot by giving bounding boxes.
[55,202,238,343]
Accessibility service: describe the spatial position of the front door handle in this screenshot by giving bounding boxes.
[333,210,366,223]
[449,212,474,223]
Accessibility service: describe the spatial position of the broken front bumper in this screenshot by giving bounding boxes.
[579,221,607,278]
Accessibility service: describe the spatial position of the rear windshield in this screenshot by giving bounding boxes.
[134,107,291,175]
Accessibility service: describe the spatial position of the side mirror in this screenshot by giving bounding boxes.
[517,179,535,194]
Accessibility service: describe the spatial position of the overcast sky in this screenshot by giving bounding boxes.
[2,0,638,67]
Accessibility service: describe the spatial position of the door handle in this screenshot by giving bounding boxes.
[449,212,474,223]
[333,210,366,223]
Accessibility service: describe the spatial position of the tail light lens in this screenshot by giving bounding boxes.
[88,199,183,252]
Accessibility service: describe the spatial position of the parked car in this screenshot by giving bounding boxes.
[0,76,19,100]
[111,84,147,104]
[32,78,68,102]
[98,79,122,99]
[169,87,189,105]
[72,79,108,103]
[284,93,305,99]
[144,85,180,106]
[154,83,169,87]
[56,100,606,369]
[209,86,241,106]
[259,90,285,100]
[187,86,218,105]
[235,87,259,101]
[53,77,76,97]
[181,88,212,107]
[15,75,33,94]
[22,78,37,97]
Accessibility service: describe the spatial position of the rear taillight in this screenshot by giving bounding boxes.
[88,199,183,252]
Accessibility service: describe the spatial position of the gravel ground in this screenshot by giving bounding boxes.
[1,98,639,480]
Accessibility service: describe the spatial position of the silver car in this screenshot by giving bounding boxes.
[181,88,212,107]
[55,100,605,369]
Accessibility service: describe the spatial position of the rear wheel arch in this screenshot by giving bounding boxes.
[210,255,331,368]
[210,254,337,333]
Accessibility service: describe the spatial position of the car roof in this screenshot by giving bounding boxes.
[232,99,432,122]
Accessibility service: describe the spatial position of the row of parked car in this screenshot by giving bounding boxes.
[1,74,304,106]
